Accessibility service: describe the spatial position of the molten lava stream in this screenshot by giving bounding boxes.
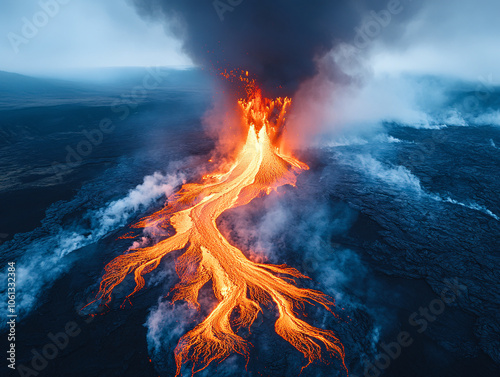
[92,88,347,376]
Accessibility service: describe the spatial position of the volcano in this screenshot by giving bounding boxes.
[89,78,347,375]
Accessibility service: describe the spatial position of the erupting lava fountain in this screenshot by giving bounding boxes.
[90,76,347,376]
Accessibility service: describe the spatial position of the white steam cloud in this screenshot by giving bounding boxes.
[0,172,183,325]
[344,154,499,220]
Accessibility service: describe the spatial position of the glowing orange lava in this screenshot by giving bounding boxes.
[92,83,346,375]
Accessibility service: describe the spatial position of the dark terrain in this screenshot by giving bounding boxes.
[0,69,499,377]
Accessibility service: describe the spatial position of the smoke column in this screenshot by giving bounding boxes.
[133,0,422,96]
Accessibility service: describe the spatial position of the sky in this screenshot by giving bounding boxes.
[369,0,500,82]
[0,0,192,75]
[0,0,499,83]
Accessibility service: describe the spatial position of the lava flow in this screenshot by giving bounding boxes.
[91,82,346,375]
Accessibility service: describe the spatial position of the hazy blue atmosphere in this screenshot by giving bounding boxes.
[0,1,499,377]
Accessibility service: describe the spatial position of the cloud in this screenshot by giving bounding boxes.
[370,0,500,80]
[0,171,182,324]
[0,0,192,75]
[341,153,499,220]
[146,300,195,355]
[131,0,423,95]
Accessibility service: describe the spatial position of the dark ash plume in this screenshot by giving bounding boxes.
[133,0,422,95]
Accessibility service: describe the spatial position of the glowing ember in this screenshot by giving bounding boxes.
[91,82,346,375]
